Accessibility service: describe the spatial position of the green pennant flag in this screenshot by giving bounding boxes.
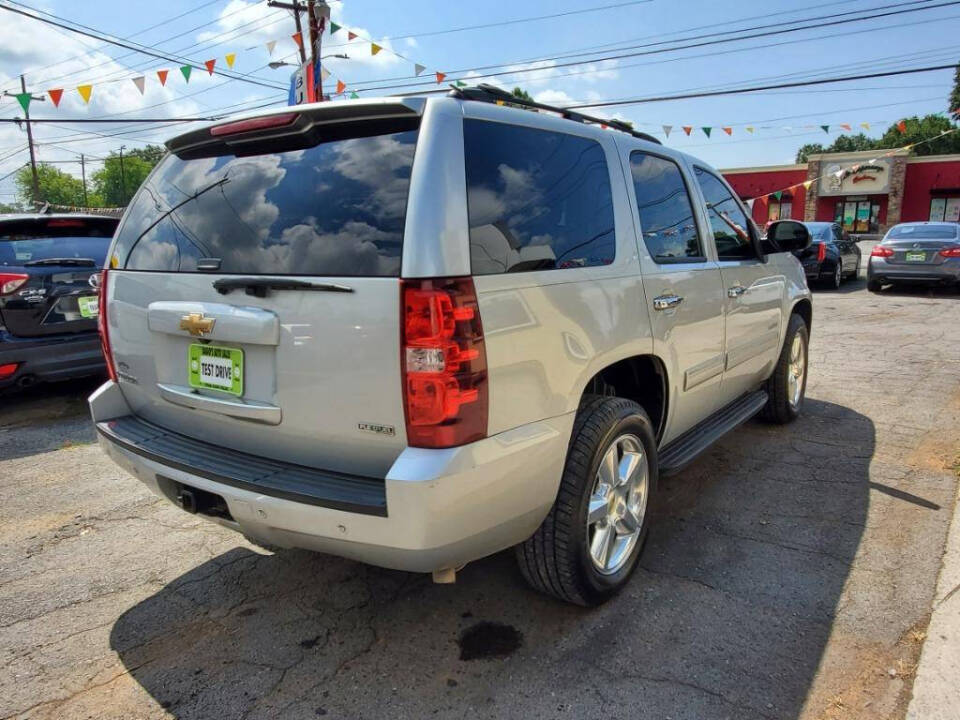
[455,80,467,87]
[702,127,712,138]
[820,125,830,134]
[14,92,31,113]
[349,91,359,99]
[773,191,782,201]
[180,65,192,82]
[329,21,341,34]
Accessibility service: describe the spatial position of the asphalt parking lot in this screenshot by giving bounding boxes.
[2,280,958,720]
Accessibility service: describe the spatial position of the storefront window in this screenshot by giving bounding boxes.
[835,198,881,233]
[929,197,960,222]
[767,195,792,223]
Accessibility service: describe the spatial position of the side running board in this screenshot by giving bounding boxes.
[658,389,768,476]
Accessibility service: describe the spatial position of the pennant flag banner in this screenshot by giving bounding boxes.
[225,53,236,68]
[291,32,303,50]
[336,79,346,94]
[320,66,331,81]
[745,126,754,134]
[773,191,782,201]
[840,123,851,131]
[454,80,467,87]
[722,126,732,136]
[180,65,192,83]
[47,88,62,107]
[157,69,168,86]
[330,21,341,34]
[77,85,92,104]
[371,43,382,56]
[861,122,870,130]
[414,63,426,76]
[435,71,446,84]
[702,127,711,137]
[803,179,813,189]
[897,120,907,133]
[14,92,31,113]
[682,126,692,136]
[348,31,358,40]
[132,76,145,94]
[204,59,216,75]
[266,40,277,56]
[821,125,830,133]
[662,125,672,138]
[350,91,359,99]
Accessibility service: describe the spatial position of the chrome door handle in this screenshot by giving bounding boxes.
[653,294,684,311]
[727,285,746,298]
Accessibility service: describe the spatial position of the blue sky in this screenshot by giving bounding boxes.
[1,0,959,204]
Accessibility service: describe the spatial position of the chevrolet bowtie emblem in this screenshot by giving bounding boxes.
[179,312,215,337]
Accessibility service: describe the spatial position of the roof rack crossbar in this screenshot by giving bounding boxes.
[448,83,661,145]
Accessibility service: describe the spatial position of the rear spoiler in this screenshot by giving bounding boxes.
[166,98,426,159]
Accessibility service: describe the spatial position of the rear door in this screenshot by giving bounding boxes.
[105,106,422,477]
[0,217,115,337]
[623,149,727,443]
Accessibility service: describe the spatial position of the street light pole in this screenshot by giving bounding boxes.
[268,0,308,64]
[80,153,88,207]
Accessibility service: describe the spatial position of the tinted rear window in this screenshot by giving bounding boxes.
[0,220,115,267]
[887,224,957,240]
[113,126,418,276]
[464,119,615,274]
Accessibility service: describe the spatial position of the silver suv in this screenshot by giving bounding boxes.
[90,86,812,605]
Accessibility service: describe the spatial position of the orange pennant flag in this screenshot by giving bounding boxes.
[336,79,346,94]
[76,85,93,104]
[722,127,732,136]
[47,88,63,107]
[682,126,692,136]
[897,120,907,133]
[840,123,851,131]
[204,59,216,75]
[157,69,169,86]
[371,43,382,56]
[291,32,303,50]
[435,71,446,84]
[225,53,236,68]
[348,31,358,40]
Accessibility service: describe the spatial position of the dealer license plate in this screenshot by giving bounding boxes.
[77,296,98,318]
[188,344,243,396]
[905,251,926,262]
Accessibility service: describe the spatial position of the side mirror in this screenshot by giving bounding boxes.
[761,220,811,254]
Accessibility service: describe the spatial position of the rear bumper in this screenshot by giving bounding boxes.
[0,331,103,389]
[90,381,572,573]
[867,257,960,284]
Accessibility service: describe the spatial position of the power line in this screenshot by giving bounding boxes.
[0,2,287,91]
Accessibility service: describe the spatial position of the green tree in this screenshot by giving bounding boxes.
[0,201,22,213]
[796,143,826,163]
[127,144,166,166]
[511,87,533,102]
[950,64,960,121]
[91,152,154,206]
[876,114,960,155]
[15,164,86,206]
[796,134,879,163]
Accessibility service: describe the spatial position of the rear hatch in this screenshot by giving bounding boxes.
[881,225,958,265]
[0,216,116,337]
[105,104,422,477]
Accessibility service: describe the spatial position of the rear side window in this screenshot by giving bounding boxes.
[629,152,703,262]
[464,119,615,274]
[694,167,755,261]
[112,127,418,276]
[0,219,115,267]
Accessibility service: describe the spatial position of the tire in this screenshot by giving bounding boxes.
[761,313,809,424]
[830,261,842,289]
[867,277,882,292]
[515,395,657,606]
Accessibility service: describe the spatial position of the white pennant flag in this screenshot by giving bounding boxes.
[266,40,277,56]
[414,63,426,76]
[320,66,331,81]
[132,76,146,94]
[662,125,672,138]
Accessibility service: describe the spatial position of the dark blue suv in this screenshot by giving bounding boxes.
[0,214,118,391]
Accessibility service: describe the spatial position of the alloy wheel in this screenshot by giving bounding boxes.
[787,334,806,408]
[585,433,649,575]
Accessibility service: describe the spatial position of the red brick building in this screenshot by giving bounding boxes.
[722,150,960,238]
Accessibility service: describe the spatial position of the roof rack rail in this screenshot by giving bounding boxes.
[448,83,661,145]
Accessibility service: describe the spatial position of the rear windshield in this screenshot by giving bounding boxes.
[112,126,418,276]
[887,224,957,240]
[0,220,115,267]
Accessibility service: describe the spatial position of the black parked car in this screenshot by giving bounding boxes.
[0,214,118,391]
[793,221,862,289]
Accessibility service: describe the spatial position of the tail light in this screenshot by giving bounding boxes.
[210,112,299,137]
[401,277,487,449]
[0,363,18,380]
[0,273,28,295]
[871,246,894,258]
[939,246,960,258]
[816,242,826,263]
[97,269,117,382]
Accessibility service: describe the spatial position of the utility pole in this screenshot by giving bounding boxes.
[2,76,45,205]
[268,0,307,64]
[307,1,327,101]
[118,145,126,205]
[80,154,88,207]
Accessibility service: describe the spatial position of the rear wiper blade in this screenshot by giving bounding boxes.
[23,257,97,267]
[213,277,354,298]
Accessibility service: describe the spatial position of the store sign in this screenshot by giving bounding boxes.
[819,157,891,196]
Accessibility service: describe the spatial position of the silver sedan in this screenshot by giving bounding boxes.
[868,222,960,291]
